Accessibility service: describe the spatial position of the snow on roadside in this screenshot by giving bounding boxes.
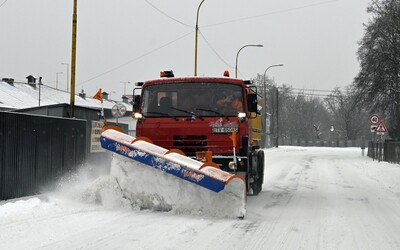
[1,146,400,250]
[3,152,245,219]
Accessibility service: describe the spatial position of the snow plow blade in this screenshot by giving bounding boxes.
[100,129,246,218]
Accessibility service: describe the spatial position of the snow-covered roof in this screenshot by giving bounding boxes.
[0,81,132,111]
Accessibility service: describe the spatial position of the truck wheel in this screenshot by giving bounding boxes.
[254,150,265,195]
[257,150,265,185]
[246,152,253,193]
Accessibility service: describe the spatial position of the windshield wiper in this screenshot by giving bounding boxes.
[170,107,204,120]
[195,108,230,120]
[143,111,178,120]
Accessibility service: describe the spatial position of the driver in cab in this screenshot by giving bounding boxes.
[216,91,243,113]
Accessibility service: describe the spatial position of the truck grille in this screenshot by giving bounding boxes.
[173,135,207,155]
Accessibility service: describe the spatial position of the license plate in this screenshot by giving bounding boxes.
[212,127,238,134]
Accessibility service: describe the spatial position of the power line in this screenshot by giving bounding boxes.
[203,0,339,28]
[291,87,336,93]
[199,30,234,69]
[279,91,339,98]
[78,31,193,86]
[292,92,339,98]
[143,0,193,28]
[198,31,247,78]
[0,0,9,9]
[75,0,339,87]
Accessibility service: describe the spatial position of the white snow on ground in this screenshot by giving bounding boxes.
[1,146,400,250]
[110,153,246,218]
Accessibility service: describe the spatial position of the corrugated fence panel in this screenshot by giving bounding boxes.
[0,112,86,200]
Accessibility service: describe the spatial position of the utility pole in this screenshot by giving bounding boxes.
[69,0,77,118]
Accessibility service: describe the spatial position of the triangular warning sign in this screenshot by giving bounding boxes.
[375,120,388,133]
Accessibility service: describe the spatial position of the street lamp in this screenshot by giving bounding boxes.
[262,64,283,147]
[61,63,69,92]
[121,81,131,95]
[56,72,63,89]
[194,0,205,76]
[235,44,263,78]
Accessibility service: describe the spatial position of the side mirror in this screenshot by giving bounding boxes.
[247,93,257,113]
[132,95,141,112]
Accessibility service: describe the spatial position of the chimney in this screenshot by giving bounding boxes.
[102,91,109,100]
[2,78,14,86]
[26,75,36,85]
[78,89,86,99]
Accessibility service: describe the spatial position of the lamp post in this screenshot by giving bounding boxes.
[61,63,69,92]
[121,81,131,95]
[56,72,63,89]
[235,44,263,78]
[194,0,205,76]
[262,64,283,147]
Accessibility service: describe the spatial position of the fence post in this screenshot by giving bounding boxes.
[361,136,365,156]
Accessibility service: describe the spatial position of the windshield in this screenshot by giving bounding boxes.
[141,82,244,117]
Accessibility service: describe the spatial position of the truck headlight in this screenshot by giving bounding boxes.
[238,112,246,118]
[133,112,143,119]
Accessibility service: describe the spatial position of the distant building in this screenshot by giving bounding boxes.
[26,75,36,84]
[2,78,14,85]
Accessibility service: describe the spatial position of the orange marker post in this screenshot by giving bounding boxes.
[229,131,238,174]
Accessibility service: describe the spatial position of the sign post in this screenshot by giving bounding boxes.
[369,115,388,161]
[91,120,105,153]
[369,114,383,157]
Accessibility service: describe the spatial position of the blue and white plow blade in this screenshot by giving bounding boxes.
[100,129,246,218]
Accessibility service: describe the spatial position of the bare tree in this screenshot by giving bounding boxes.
[325,87,369,140]
[354,0,400,139]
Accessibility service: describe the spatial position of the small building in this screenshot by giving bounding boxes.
[26,75,36,84]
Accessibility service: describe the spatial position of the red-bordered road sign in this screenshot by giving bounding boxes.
[370,114,380,124]
[375,120,388,133]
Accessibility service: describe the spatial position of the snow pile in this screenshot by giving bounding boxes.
[110,154,245,218]
[43,155,244,218]
[48,163,133,211]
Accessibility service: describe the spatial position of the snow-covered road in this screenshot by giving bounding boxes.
[2,147,400,250]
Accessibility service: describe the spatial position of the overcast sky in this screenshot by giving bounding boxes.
[0,0,370,100]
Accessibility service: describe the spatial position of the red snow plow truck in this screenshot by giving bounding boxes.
[132,71,265,195]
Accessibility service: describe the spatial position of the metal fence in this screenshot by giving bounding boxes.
[279,138,363,147]
[0,112,87,200]
[368,140,400,164]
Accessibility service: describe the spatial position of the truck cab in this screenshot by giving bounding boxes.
[132,72,264,195]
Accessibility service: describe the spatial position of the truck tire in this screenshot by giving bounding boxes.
[246,152,253,194]
[247,150,264,195]
[252,150,262,196]
[257,150,265,190]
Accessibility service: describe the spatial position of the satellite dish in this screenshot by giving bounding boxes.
[111,103,127,118]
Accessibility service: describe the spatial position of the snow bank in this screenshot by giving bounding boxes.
[34,155,244,219]
[110,154,246,218]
